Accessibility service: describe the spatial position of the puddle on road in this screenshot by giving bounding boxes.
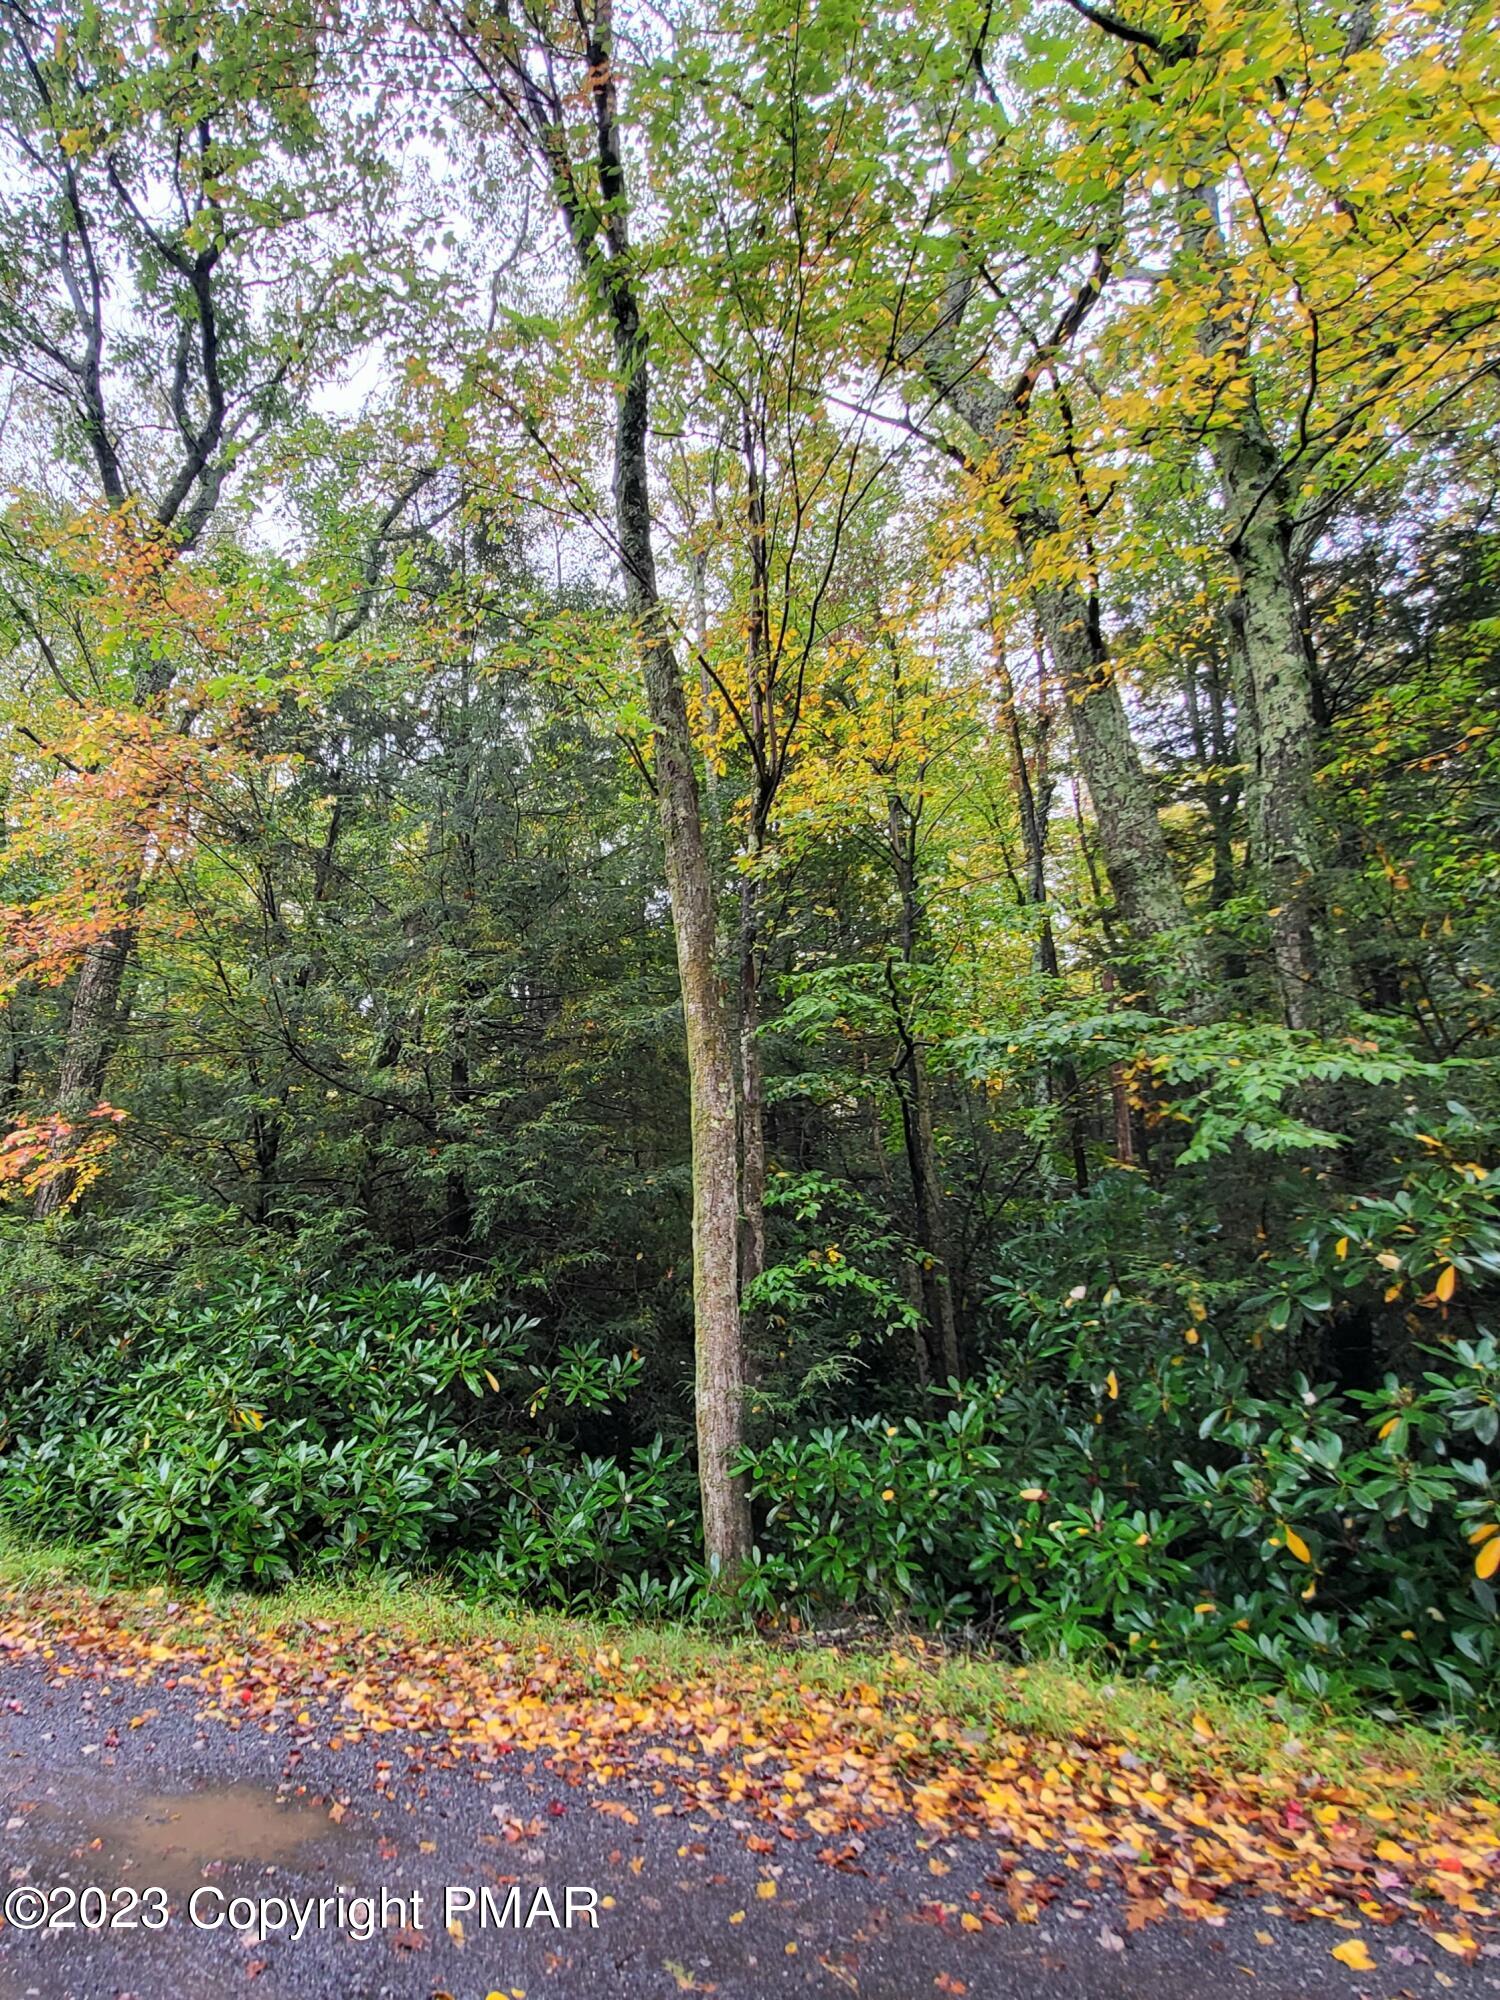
[8,1783,362,1894]
[113,1784,344,1885]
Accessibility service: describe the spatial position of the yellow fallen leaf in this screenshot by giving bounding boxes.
[960,1912,983,1933]
[1476,1537,1500,1581]
[756,1880,777,1900]
[1331,1939,1375,1972]
[1435,1263,1458,1302]
[728,1911,745,1925]
[1433,1932,1475,1958]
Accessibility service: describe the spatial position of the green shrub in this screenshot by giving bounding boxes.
[2,1237,1495,1717]
[0,1269,677,1589]
[735,1336,1500,1715]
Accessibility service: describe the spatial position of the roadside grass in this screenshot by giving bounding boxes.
[2,1532,1495,1807]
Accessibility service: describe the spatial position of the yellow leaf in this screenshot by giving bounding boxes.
[1435,1264,1458,1302]
[960,1912,983,1932]
[1433,1932,1475,1958]
[1191,1711,1214,1739]
[756,1881,777,1900]
[484,1369,500,1392]
[881,1489,895,1502]
[1018,1487,1045,1501]
[1467,1522,1499,1544]
[1334,1237,1349,1259]
[1106,1369,1119,1400]
[1378,1417,1400,1440]
[1331,1940,1376,1972]
[1283,1526,1312,1564]
[1475,1537,1500,1581]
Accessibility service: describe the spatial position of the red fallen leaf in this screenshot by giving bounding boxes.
[745,1834,775,1854]
[934,1976,968,1995]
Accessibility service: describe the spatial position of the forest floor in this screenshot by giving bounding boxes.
[0,1563,1497,2000]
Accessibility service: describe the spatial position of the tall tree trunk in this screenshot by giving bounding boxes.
[907,283,1212,1000]
[886,793,960,1382]
[1028,557,1208,985]
[457,0,751,1577]
[737,410,773,1297]
[1181,187,1343,1033]
[992,632,1088,1189]
[601,192,748,1581]
[32,923,135,1218]
[1216,424,1339,1031]
[615,361,749,1579]
[738,866,768,1294]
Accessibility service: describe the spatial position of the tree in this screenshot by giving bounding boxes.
[0,0,400,1209]
[420,0,751,1577]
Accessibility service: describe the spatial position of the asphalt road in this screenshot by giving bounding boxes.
[1,1647,1496,2000]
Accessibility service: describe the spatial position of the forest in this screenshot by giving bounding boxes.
[0,0,1497,1725]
